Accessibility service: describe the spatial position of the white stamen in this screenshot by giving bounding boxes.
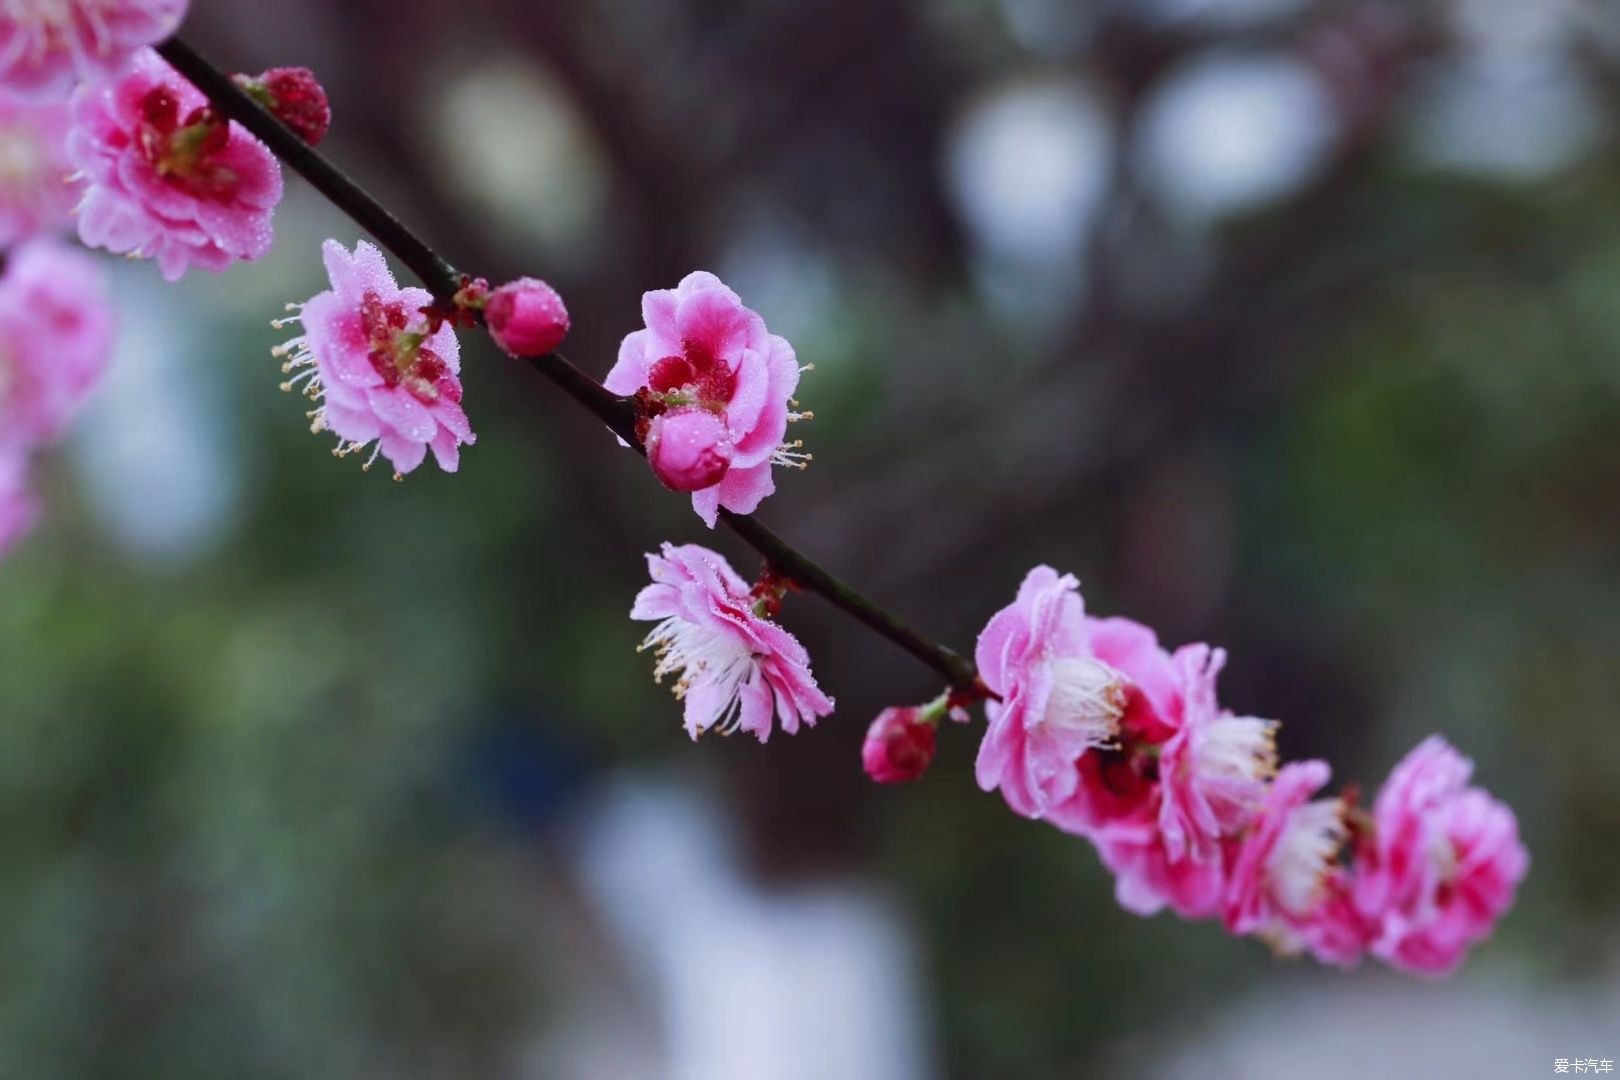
[1195,714,1278,795]
[639,615,760,739]
[1267,798,1347,917]
[771,439,812,470]
[1035,657,1125,747]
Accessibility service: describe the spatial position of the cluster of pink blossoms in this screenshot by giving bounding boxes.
[0,0,334,554]
[850,567,1528,976]
[624,555,1526,976]
[1,1,1529,986]
[599,273,1526,977]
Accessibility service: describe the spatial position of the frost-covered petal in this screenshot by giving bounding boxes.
[605,328,655,395]
[713,459,774,517]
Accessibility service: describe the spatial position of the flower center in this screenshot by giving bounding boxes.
[1192,714,1278,824]
[1036,657,1125,747]
[136,86,241,199]
[1425,823,1461,890]
[360,291,453,405]
[647,337,738,409]
[1267,797,1347,917]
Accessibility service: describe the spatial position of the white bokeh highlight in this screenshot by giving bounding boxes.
[1136,52,1337,226]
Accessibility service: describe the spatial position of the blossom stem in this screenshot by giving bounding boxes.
[156,35,978,691]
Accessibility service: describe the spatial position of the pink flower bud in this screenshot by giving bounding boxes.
[645,407,731,492]
[862,706,938,784]
[239,67,332,145]
[485,277,570,357]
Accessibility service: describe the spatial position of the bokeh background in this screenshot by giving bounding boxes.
[3,0,1618,1076]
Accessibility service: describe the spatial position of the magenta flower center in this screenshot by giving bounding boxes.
[136,86,239,199]
[647,338,737,409]
[359,290,454,405]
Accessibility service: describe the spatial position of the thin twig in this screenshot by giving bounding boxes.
[156,35,977,691]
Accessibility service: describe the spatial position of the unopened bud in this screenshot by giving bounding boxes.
[237,67,331,145]
[645,407,731,492]
[862,706,938,784]
[485,276,570,357]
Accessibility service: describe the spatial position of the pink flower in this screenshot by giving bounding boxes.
[485,276,568,357]
[1224,760,1366,966]
[974,566,1129,819]
[0,452,38,556]
[631,542,834,741]
[862,706,938,784]
[273,239,474,478]
[0,238,114,452]
[606,271,810,527]
[68,48,282,281]
[1353,736,1528,977]
[0,0,187,99]
[0,96,79,245]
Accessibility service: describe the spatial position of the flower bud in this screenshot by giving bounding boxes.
[485,277,570,357]
[862,706,938,784]
[238,67,331,145]
[645,407,731,492]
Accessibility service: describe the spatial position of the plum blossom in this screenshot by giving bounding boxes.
[273,239,474,478]
[606,271,811,526]
[0,452,37,555]
[0,96,79,245]
[67,48,282,281]
[1224,760,1365,967]
[1353,736,1528,977]
[0,0,188,99]
[974,566,1129,819]
[0,238,114,451]
[631,542,833,742]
